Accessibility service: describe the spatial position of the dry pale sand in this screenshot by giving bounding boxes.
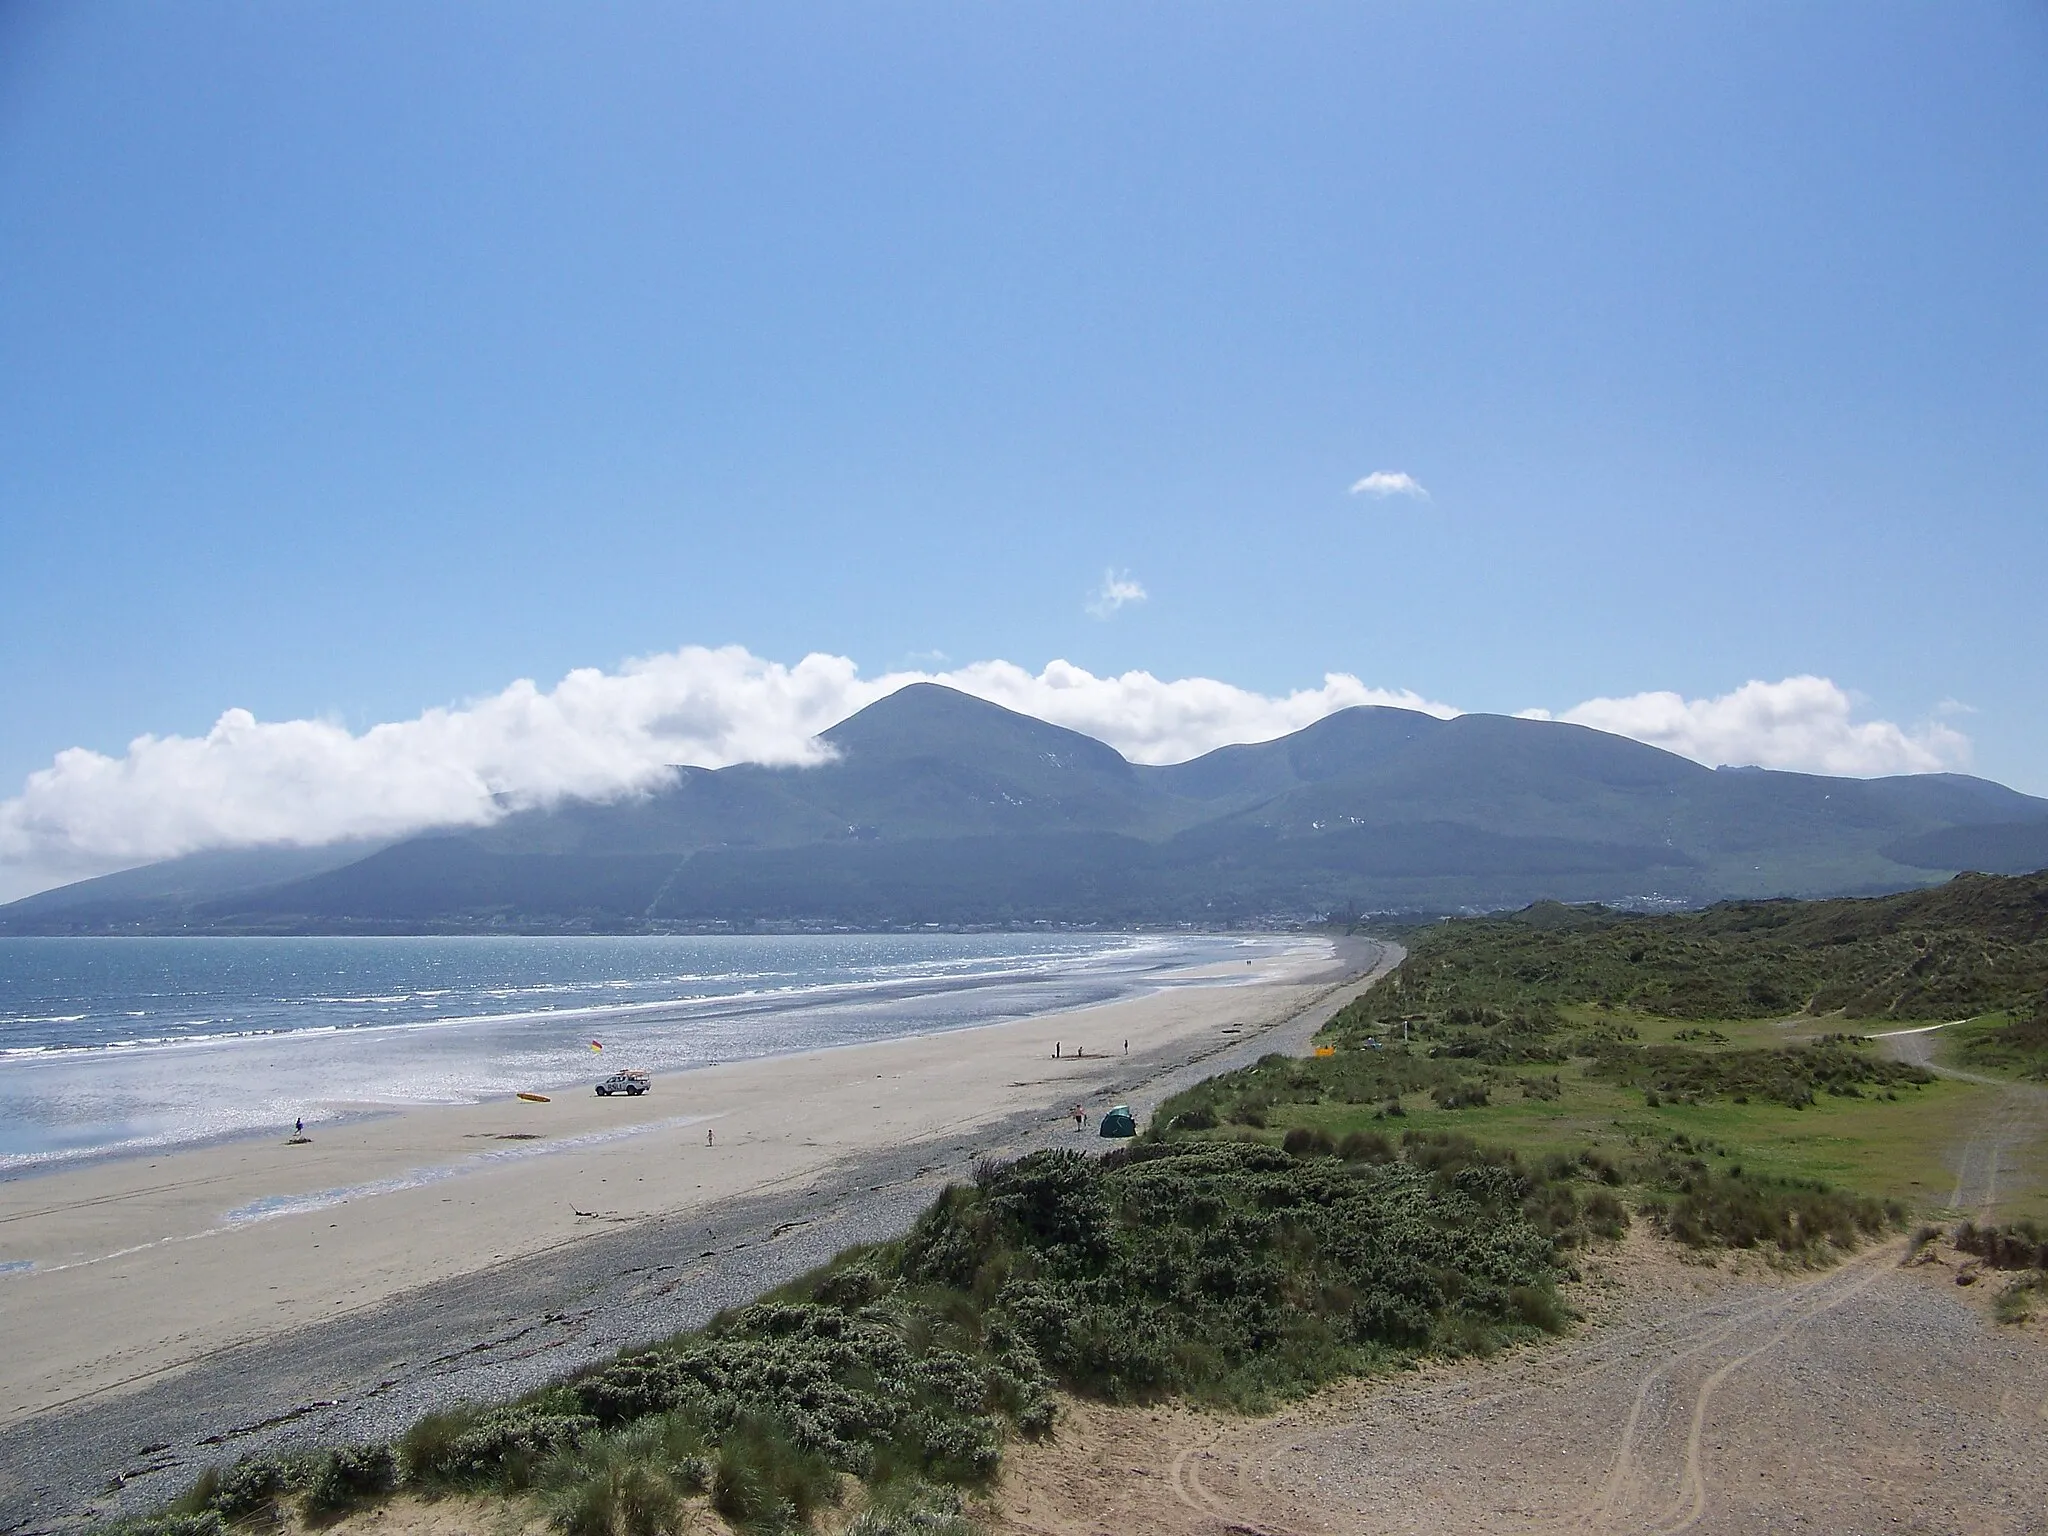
[0,942,1345,1431]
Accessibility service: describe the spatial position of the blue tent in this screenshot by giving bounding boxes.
[1098,1104,1137,1138]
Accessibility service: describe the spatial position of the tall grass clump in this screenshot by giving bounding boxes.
[540,1416,711,1536]
[708,1415,840,1533]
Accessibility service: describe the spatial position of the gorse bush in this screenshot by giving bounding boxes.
[402,1401,599,1490]
[902,1141,1565,1407]
[302,1444,397,1513]
[171,1456,289,1523]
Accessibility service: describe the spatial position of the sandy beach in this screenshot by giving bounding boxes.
[0,939,1368,1448]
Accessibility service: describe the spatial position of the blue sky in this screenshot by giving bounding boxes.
[1,3,2045,894]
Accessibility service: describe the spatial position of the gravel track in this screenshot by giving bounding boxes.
[0,941,1399,1536]
[1879,1024,2048,1219]
[999,1235,2048,1536]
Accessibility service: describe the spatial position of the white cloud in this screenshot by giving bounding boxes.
[1523,676,1972,777]
[0,648,1454,899]
[1349,471,1429,500]
[0,651,1976,903]
[1085,569,1148,619]
[926,659,1455,765]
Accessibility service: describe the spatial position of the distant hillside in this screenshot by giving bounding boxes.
[1339,869,2048,1028]
[6,684,2046,933]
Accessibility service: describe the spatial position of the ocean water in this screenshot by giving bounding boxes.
[0,932,1311,1170]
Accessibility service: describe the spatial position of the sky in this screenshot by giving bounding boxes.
[1,3,2045,899]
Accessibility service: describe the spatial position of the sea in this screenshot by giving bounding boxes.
[0,932,1315,1172]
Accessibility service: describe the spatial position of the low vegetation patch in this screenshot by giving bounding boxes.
[103,1141,1571,1536]
[1587,1038,1930,1109]
[1152,1051,1906,1261]
[1954,1218,2048,1272]
[1952,1003,2048,1081]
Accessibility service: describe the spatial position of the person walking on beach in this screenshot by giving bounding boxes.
[1072,1103,1085,1130]
[294,1117,303,1137]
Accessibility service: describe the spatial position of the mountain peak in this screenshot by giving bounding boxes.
[821,683,1130,773]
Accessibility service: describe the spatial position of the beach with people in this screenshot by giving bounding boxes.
[0,936,1394,1527]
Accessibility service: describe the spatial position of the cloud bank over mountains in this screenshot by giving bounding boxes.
[0,648,1972,899]
[1521,676,1970,780]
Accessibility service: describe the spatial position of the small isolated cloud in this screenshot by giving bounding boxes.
[1349,471,1429,500]
[1525,676,1972,777]
[1085,569,1148,619]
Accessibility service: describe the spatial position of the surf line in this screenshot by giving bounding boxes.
[223,1113,717,1226]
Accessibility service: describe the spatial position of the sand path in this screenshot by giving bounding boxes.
[1879,1024,2048,1219]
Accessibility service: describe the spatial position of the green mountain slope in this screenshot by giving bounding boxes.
[4,685,2044,933]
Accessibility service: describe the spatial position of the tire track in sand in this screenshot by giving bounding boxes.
[1179,1242,1908,1536]
[1636,1244,1898,1535]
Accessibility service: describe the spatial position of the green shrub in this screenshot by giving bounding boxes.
[1280,1127,1335,1157]
[302,1444,396,1513]
[206,1457,288,1519]
[1588,1041,1929,1109]
[1336,1130,1394,1162]
[815,1263,890,1310]
[406,1403,597,1489]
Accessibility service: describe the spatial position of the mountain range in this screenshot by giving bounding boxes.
[7,683,2048,934]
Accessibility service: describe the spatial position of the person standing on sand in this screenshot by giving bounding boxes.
[1072,1103,1084,1129]
[294,1117,303,1137]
